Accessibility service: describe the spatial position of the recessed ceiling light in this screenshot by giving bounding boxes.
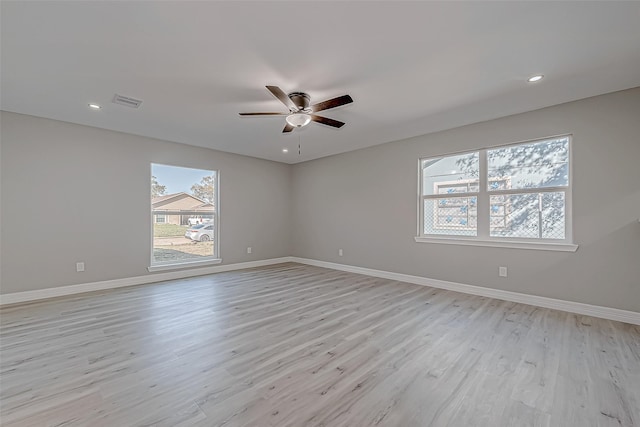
[88,103,101,109]
[527,75,544,83]
[282,148,289,153]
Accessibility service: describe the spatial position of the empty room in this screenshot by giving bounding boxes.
[1,1,639,426]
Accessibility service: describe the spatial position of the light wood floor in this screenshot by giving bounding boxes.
[1,263,638,427]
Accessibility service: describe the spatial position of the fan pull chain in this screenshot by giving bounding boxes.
[298,134,301,156]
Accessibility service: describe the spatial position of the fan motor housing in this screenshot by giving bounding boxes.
[288,92,310,111]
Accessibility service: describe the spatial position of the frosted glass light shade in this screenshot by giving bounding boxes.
[286,113,311,127]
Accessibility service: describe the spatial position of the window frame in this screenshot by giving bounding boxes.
[416,135,578,252]
[148,164,221,272]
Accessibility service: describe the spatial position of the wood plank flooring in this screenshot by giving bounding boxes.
[1,262,638,426]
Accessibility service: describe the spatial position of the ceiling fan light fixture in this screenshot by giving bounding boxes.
[240,86,352,133]
[286,112,311,128]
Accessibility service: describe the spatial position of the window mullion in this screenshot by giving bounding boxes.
[477,150,489,239]
[418,160,424,236]
[487,186,568,196]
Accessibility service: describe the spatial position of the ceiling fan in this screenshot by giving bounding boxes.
[239,86,353,133]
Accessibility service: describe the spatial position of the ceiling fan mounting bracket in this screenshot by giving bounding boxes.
[288,92,310,111]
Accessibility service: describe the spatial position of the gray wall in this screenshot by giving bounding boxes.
[2,89,639,312]
[0,111,291,293]
[291,88,640,312]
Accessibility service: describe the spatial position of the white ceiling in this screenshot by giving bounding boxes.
[2,1,640,164]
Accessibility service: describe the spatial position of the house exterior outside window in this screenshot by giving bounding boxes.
[149,164,220,271]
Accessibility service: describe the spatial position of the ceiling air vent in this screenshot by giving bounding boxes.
[112,94,143,108]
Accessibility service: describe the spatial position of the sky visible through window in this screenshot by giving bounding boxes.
[152,164,213,194]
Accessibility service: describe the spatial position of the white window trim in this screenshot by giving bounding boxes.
[416,134,577,252]
[414,236,578,252]
[149,164,221,269]
[148,258,222,272]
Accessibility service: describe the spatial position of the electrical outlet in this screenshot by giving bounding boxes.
[499,266,507,277]
[76,262,85,272]
[247,247,252,254]
[338,249,343,257]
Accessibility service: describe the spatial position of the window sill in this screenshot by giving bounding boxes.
[414,236,578,252]
[148,258,222,272]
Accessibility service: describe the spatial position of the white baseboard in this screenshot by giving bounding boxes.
[290,257,640,326]
[0,257,293,306]
[3,256,638,326]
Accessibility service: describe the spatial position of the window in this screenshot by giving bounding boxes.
[418,136,574,250]
[150,164,219,270]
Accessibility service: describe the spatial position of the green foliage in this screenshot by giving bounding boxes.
[151,175,166,198]
[191,175,215,204]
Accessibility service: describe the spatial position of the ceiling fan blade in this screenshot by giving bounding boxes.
[239,112,288,116]
[310,115,345,128]
[283,123,295,133]
[311,94,353,113]
[266,85,295,110]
